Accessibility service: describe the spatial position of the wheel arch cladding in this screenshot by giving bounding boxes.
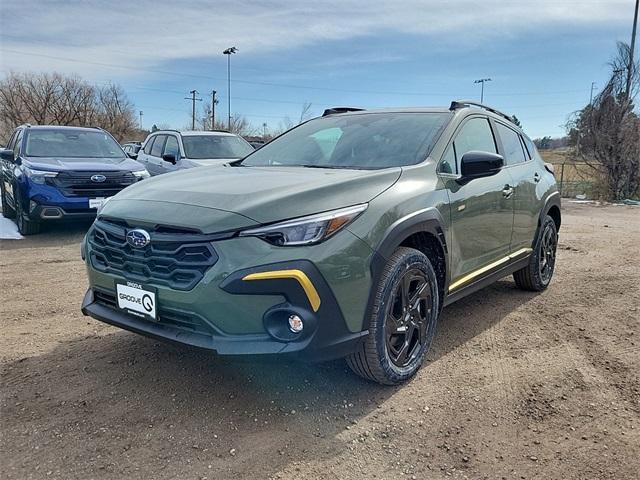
[366,208,449,328]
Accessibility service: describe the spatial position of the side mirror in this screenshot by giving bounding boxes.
[458,151,504,184]
[162,153,177,164]
[0,149,15,162]
[126,152,138,159]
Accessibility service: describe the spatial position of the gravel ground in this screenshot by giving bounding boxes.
[1,203,638,480]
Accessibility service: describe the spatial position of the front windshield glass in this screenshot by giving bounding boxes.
[182,135,254,159]
[25,129,124,158]
[242,112,452,169]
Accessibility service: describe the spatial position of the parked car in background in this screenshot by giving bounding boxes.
[121,141,142,159]
[80,101,560,385]
[0,125,149,235]
[136,130,254,176]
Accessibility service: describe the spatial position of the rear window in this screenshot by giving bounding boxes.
[24,129,123,158]
[182,135,254,159]
[243,112,453,169]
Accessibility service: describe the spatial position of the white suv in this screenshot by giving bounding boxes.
[137,130,254,176]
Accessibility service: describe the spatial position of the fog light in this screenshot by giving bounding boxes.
[288,314,304,333]
[29,200,38,213]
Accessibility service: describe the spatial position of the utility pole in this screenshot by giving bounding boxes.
[626,0,639,101]
[474,78,492,103]
[139,111,143,129]
[211,90,218,131]
[184,90,202,130]
[589,82,597,105]
[223,47,238,131]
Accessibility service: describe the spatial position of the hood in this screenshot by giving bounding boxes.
[23,156,144,172]
[106,165,401,232]
[186,158,236,167]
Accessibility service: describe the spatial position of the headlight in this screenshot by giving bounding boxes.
[96,196,111,214]
[23,166,58,184]
[132,169,150,180]
[239,204,367,246]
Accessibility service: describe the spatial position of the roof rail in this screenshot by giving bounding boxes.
[322,107,365,116]
[449,100,515,124]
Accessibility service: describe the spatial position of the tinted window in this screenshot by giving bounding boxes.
[163,136,180,157]
[440,145,455,174]
[150,135,166,157]
[182,135,253,159]
[496,123,527,165]
[451,118,497,173]
[243,113,453,169]
[143,137,156,154]
[13,130,24,156]
[522,135,538,161]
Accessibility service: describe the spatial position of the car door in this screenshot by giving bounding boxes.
[160,135,181,173]
[438,116,515,285]
[494,123,545,252]
[3,128,24,203]
[137,136,159,175]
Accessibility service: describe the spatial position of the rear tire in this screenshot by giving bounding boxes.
[347,247,440,385]
[513,215,557,291]
[15,197,40,235]
[0,181,15,219]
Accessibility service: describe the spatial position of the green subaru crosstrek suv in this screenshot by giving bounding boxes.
[81,101,560,385]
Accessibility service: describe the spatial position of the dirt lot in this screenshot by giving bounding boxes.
[1,203,638,480]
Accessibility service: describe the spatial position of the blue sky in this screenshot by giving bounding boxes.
[0,0,635,138]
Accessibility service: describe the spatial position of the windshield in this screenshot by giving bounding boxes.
[242,112,452,169]
[25,129,124,158]
[182,135,254,159]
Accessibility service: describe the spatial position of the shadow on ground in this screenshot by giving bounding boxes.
[1,279,539,478]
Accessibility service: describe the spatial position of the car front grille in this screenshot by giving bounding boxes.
[88,219,219,291]
[93,289,211,334]
[49,171,137,197]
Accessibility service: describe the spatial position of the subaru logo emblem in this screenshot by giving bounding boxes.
[126,229,151,248]
[91,174,107,183]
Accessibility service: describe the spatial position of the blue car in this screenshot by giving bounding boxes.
[0,125,149,235]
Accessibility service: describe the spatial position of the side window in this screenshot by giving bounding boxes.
[150,135,166,157]
[13,130,24,156]
[163,136,180,157]
[6,131,18,151]
[439,144,456,174]
[522,136,538,161]
[452,118,497,173]
[496,123,526,165]
[143,136,156,154]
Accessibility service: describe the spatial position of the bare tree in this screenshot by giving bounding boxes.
[567,42,640,200]
[0,72,138,143]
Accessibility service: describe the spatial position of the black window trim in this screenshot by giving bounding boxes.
[492,119,533,167]
[436,113,498,176]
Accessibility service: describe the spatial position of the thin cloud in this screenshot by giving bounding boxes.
[0,0,630,79]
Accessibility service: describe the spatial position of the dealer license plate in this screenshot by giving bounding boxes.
[116,282,157,320]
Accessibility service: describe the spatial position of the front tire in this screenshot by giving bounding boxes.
[0,180,15,219]
[15,197,40,235]
[347,247,440,385]
[513,215,558,291]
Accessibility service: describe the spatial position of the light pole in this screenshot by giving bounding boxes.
[139,111,143,130]
[262,122,267,140]
[223,46,238,130]
[589,82,597,105]
[626,0,638,101]
[474,78,492,103]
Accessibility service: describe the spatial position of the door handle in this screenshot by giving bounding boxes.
[533,172,541,183]
[502,185,514,198]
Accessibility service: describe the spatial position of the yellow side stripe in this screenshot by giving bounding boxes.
[448,247,533,292]
[242,269,321,312]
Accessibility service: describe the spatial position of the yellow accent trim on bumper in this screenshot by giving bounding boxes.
[448,247,533,292]
[242,269,321,312]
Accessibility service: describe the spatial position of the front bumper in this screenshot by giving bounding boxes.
[82,227,376,360]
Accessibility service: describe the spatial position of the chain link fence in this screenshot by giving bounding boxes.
[555,163,600,199]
